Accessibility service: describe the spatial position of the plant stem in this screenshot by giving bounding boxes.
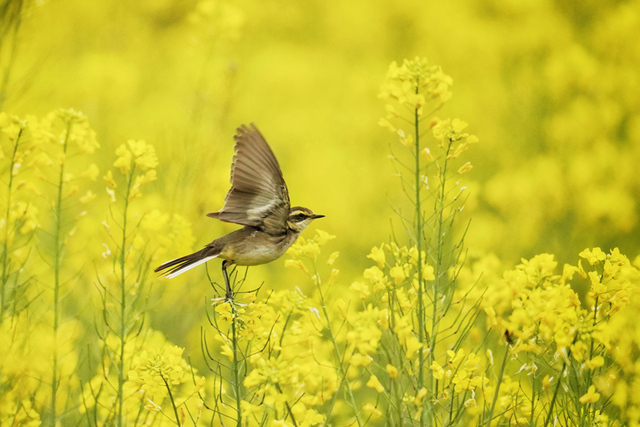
[231,302,242,427]
[486,343,510,427]
[0,127,22,319]
[413,85,427,427]
[543,361,566,427]
[316,272,362,426]
[117,165,134,427]
[162,376,182,426]
[51,120,72,426]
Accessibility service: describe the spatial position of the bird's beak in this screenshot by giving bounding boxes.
[312,214,325,219]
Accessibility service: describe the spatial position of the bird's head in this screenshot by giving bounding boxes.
[287,206,324,233]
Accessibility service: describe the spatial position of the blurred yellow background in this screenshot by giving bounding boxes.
[3,0,640,348]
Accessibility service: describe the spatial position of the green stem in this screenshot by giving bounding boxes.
[0,127,22,319]
[486,343,510,427]
[530,368,536,427]
[317,273,363,426]
[231,303,242,427]
[275,384,299,427]
[543,361,566,427]
[162,376,182,426]
[413,88,427,427]
[117,164,134,427]
[51,120,72,426]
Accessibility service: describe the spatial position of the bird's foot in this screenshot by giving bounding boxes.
[222,260,234,301]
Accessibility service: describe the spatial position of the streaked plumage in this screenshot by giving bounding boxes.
[155,124,323,298]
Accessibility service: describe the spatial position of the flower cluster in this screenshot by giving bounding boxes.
[456,248,640,425]
[1,113,38,299]
[106,139,157,201]
[379,57,452,122]
[208,289,337,426]
[0,313,82,425]
[285,229,337,278]
[0,110,100,257]
[81,330,205,425]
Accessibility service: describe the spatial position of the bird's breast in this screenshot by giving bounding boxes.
[218,228,299,266]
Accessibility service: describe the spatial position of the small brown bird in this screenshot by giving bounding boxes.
[155,124,324,298]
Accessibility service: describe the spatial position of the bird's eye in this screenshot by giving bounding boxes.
[291,213,307,222]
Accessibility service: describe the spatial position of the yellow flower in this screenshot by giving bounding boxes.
[350,353,373,368]
[422,264,435,281]
[386,364,398,378]
[414,387,428,405]
[0,112,26,140]
[464,353,481,372]
[585,356,605,370]
[214,302,233,322]
[367,244,386,268]
[457,162,473,174]
[363,266,386,288]
[362,403,382,417]
[554,329,573,350]
[284,259,308,273]
[421,147,434,163]
[430,361,445,380]
[389,265,406,285]
[315,229,336,245]
[366,374,385,393]
[378,118,396,133]
[103,170,117,189]
[80,191,96,204]
[127,139,148,157]
[128,139,158,171]
[137,169,157,186]
[448,349,465,365]
[404,336,423,359]
[579,248,606,265]
[128,184,142,201]
[432,118,470,147]
[579,385,600,404]
[81,163,100,181]
[301,241,321,259]
[484,306,498,327]
[452,370,473,392]
[398,130,414,148]
[379,57,453,115]
[113,144,132,174]
[327,251,340,266]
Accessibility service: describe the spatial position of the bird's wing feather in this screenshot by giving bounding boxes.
[208,124,290,229]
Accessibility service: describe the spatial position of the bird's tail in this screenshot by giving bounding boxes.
[154,247,219,279]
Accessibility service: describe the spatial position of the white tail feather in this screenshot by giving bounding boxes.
[164,255,217,279]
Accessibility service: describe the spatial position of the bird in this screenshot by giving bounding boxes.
[154,123,324,299]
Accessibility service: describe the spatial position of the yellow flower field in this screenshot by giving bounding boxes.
[2,1,640,426]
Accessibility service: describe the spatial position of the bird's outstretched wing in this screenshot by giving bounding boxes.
[207,124,290,230]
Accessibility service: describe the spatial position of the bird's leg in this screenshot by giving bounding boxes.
[222,260,233,300]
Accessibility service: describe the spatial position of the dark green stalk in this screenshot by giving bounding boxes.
[51,120,72,426]
[162,375,182,426]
